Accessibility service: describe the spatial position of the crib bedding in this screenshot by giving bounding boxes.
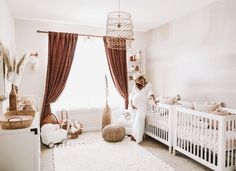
[146,115,168,130]
[176,126,236,151]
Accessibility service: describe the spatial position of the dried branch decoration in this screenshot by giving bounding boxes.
[16,53,26,74]
[105,74,109,105]
[2,45,12,72]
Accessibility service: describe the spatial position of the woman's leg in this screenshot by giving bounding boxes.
[133,110,146,143]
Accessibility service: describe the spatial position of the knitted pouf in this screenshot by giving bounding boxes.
[102,125,126,142]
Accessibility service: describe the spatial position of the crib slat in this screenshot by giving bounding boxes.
[177,112,180,148]
[209,118,212,163]
[204,117,207,160]
[193,114,196,155]
[186,113,189,152]
[183,112,186,150]
[200,116,204,159]
[165,108,167,140]
[197,116,200,157]
[231,120,235,166]
[180,112,183,148]
[190,114,193,154]
[181,112,184,149]
[213,120,216,165]
[227,121,230,167]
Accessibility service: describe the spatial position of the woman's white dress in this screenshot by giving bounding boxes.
[129,82,154,143]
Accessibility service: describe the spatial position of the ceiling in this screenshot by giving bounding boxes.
[7,0,218,32]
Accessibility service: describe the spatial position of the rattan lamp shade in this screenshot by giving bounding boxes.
[106,11,133,50]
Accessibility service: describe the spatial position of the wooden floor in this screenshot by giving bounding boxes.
[41,131,211,171]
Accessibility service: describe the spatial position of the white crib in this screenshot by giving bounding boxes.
[173,107,236,171]
[145,102,174,153]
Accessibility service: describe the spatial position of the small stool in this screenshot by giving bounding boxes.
[102,125,126,142]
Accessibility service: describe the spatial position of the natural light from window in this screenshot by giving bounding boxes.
[52,38,123,111]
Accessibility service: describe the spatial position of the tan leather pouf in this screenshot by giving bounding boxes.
[102,125,126,142]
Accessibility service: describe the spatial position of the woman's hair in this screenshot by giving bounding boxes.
[135,76,148,89]
[136,76,147,84]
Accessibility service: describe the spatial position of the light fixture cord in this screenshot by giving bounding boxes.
[117,0,121,30]
[118,0,120,11]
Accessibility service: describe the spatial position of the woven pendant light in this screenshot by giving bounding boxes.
[106,0,133,50]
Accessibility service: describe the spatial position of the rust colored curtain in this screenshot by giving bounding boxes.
[103,37,129,109]
[41,32,78,122]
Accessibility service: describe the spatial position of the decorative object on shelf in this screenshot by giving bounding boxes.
[5,109,36,117]
[29,52,39,71]
[129,75,134,80]
[128,51,143,82]
[130,55,136,61]
[3,51,33,111]
[0,42,8,101]
[4,53,28,86]
[0,109,35,129]
[0,115,33,129]
[20,96,35,110]
[9,84,18,111]
[106,0,133,50]
[102,74,111,129]
[135,51,142,61]
[130,65,135,71]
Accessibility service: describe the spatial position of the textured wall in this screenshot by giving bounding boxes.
[146,0,236,108]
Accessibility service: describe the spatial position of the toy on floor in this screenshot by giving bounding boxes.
[41,124,67,148]
[114,110,133,135]
[68,121,83,139]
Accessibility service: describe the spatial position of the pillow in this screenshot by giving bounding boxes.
[212,109,230,116]
[159,97,176,105]
[193,102,219,112]
[209,109,232,130]
[176,101,193,109]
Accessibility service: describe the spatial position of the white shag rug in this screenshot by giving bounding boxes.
[53,138,174,171]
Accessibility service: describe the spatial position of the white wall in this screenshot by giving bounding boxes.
[15,19,146,128]
[146,0,236,108]
[0,0,15,114]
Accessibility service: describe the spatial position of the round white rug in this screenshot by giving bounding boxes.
[53,138,174,171]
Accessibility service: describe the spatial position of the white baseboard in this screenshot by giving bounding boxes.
[84,126,101,132]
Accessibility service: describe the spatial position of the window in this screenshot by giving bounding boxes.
[52,38,123,110]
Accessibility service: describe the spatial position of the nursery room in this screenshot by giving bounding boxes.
[0,0,236,170]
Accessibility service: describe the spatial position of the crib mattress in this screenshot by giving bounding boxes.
[146,115,168,131]
[176,126,236,151]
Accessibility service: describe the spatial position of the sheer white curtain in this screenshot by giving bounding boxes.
[52,38,123,111]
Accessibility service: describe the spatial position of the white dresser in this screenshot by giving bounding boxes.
[0,113,40,171]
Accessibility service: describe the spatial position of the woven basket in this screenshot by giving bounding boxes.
[68,131,80,139]
[0,115,33,129]
[5,110,36,117]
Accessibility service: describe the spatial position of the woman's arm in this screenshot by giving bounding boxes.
[150,94,158,105]
[130,100,137,110]
[129,86,138,110]
[147,83,158,104]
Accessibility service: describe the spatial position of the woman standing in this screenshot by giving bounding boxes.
[129,74,157,143]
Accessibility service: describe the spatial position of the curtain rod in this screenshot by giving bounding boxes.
[36,30,134,40]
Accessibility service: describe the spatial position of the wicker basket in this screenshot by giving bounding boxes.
[5,110,36,117]
[0,115,34,129]
[68,131,80,139]
[68,122,83,139]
